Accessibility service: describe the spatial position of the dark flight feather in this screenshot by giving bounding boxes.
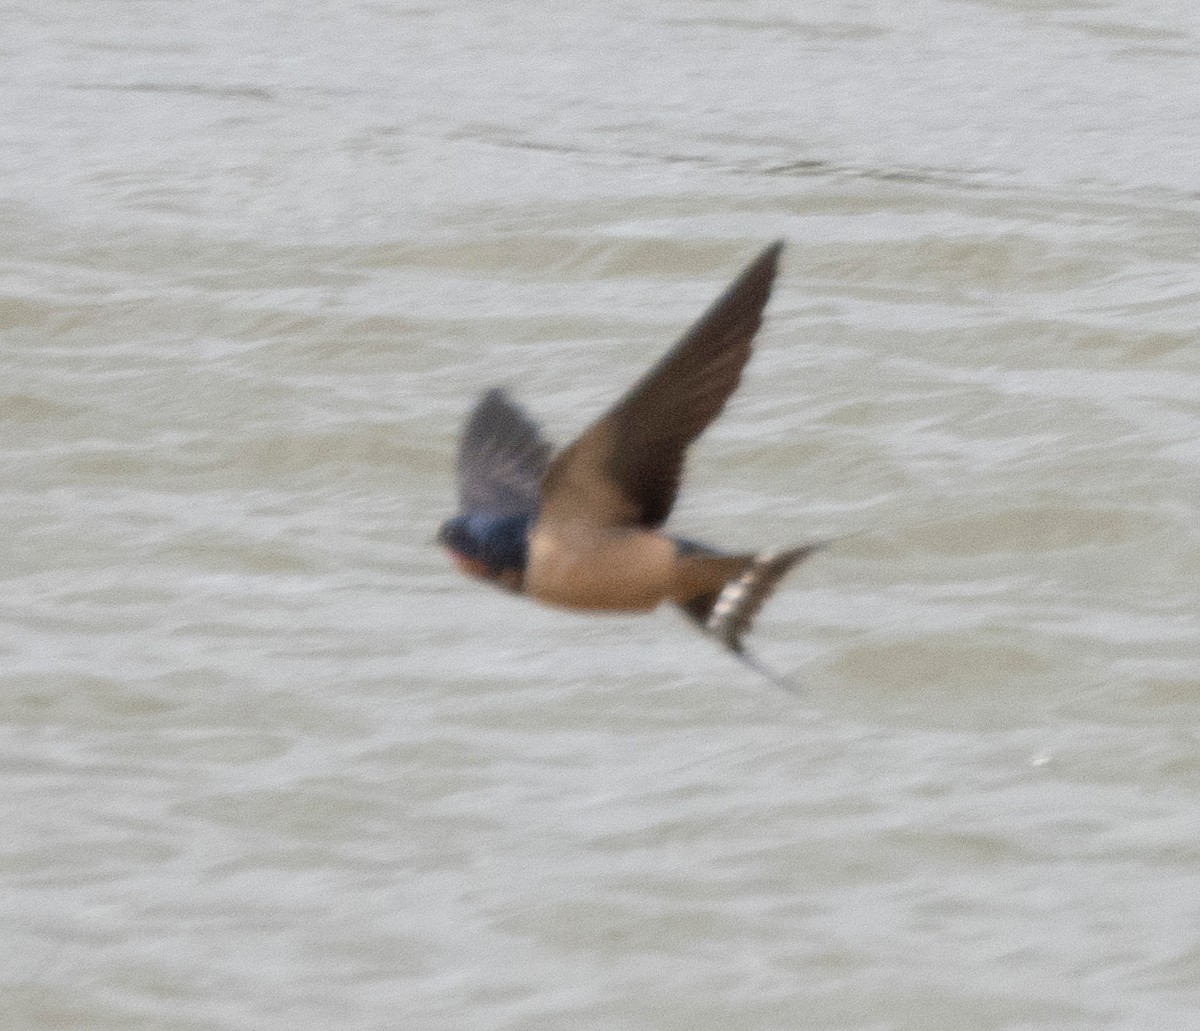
[540,241,784,529]
[456,388,552,517]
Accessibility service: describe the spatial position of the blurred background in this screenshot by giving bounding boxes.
[2,1,1198,1028]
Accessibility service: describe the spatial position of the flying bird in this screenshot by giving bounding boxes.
[437,241,825,688]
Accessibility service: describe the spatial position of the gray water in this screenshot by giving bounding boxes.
[3,2,1200,1028]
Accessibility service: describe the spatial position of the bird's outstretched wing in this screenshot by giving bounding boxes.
[538,241,783,529]
[456,388,552,516]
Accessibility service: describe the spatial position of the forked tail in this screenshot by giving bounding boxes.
[675,542,827,690]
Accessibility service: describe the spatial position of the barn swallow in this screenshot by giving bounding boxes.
[438,241,825,688]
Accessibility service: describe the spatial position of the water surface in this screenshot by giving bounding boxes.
[2,1,1199,1028]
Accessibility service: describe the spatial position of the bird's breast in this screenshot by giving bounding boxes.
[525,525,676,612]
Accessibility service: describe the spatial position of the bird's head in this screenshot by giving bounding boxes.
[437,511,531,592]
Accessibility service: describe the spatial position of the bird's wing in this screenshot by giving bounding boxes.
[456,388,552,516]
[538,241,783,529]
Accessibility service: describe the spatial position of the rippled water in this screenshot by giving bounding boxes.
[3,1,1199,1028]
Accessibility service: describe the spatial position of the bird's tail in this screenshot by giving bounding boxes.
[673,541,827,687]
